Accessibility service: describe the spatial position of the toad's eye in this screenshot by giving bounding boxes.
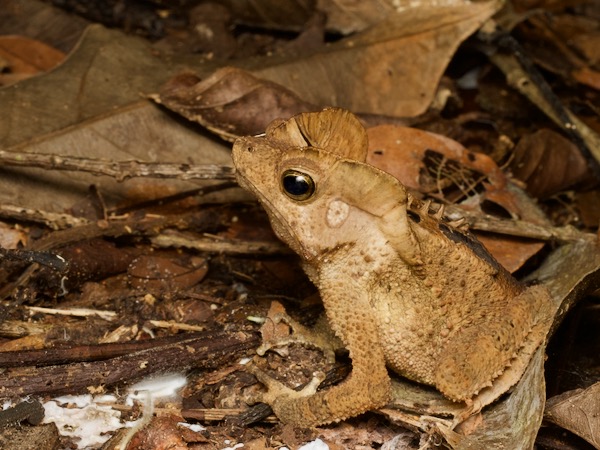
[281,170,315,201]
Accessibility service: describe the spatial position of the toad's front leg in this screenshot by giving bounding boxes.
[250,290,391,427]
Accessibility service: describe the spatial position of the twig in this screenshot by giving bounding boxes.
[148,320,206,332]
[479,20,600,175]
[445,204,589,242]
[26,306,116,320]
[0,332,207,367]
[151,231,292,255]
[0,331,258,396]
[0,204,90,230]
[0,149,236,181]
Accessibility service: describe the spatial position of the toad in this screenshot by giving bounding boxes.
[232,108,553,427]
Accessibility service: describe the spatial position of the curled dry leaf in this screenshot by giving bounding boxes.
[510,128,593,199]
[155,68,317,141]
[545,382,600,449]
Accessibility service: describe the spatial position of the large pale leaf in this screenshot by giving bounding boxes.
[254,0,502,116]
[0,26,235,215]
[0,25,215,147]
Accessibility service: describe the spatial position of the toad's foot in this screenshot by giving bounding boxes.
[257,301,339,364]
[246,362,327,425]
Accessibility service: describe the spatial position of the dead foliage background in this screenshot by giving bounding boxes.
[0,0,599,449]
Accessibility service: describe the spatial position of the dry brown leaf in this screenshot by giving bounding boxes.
[366,124,507,195]
[0,27,239,216]
[0,0,89,53]
[576,190,600,228]
[474,234,544,274]
[0,100,234,215]
[158,0,501,134]
[254,0,502,117]
[510,129,593,198]
[527,237,600,332]
[0,25,176,147]
[0,35,65,86]
[545,382,600,449]
[155,68,317,141]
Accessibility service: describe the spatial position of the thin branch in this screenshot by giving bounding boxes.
[0,204,90,230]
[0,149,236,181]
[445,205,590,242]
[151,231,292,255]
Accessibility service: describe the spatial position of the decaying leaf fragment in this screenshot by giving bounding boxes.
[366,124,507,199]
[510,128,592,199]
[545,382,600,449]
[128,255,209,294]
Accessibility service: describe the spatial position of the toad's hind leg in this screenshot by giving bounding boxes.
[434,325,520,401]
[433,289,548,401]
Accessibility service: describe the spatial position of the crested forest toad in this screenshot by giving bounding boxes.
[232,108,553,427]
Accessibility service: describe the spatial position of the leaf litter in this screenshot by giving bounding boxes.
[0,0,599,449]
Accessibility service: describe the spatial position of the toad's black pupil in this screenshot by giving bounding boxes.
[283,174,309,196]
